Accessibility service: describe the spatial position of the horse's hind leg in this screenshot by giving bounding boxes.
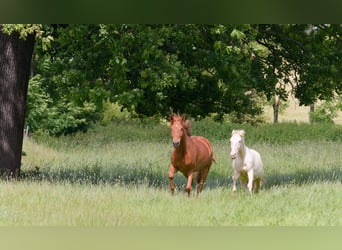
[196,167,210,196]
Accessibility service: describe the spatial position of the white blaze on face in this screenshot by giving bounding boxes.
[171,123,182,148]
[230,134,241,159]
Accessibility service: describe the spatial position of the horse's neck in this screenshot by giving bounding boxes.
[178,133,192,154]
[238,142,247,158]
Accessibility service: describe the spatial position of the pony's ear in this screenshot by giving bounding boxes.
[181,114,185,121]
[231,130,235,135]
[239,130,246,137]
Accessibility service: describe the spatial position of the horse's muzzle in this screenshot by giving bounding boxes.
[173,141,181,148]
[230,153,237,159]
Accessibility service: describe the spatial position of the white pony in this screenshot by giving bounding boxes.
[229,130,264,193]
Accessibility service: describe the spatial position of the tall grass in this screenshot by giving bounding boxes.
[192,118,342,144]
[0,181,341,226]
[4,119,342,225]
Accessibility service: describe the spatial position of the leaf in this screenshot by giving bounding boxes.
[230,29,245,40]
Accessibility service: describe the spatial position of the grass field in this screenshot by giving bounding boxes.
[1,119,341,226]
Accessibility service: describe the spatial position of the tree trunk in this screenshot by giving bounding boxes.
[0,28,35,177]
[272,95,281,124]
[309,103,315,124]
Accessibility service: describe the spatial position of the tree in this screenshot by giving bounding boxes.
[252,24,342,123]
[27,24,341,134]
[294,24,342,105]
[0,25,35,177]
[30,24,265,127]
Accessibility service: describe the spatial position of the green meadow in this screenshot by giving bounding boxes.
[1,120,341,226]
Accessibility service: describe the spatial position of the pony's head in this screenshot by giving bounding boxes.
[229,130,245,159]
[170,114,191,148]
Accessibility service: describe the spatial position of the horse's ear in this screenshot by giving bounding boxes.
[239,130,246,137]
[181,114,185,121]
[170,114,174,124]
[231,130,235,135]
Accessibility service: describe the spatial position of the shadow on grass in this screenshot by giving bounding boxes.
[20,164,171,187]
[19,164,341,191]
[19,164,231,193]
[262,167,341,189]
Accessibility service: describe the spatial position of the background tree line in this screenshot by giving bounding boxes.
[26,24,341,135]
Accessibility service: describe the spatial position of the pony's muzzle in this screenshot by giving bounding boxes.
[230,153,237,159]
[173,141,181,148]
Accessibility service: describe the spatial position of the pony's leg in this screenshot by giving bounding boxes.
[240,179,248,192]
[239,172,248,192]
[253,178,261,193]
[168,164,177,194]
[247,169,254,193]
[186,172,194,197]
[232,170,240,192]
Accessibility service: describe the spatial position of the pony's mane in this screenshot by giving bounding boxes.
[232,129,245,138]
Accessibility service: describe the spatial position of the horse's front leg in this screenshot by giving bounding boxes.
[186,172,194,197]
[247,169,254,193]
[232,169,240,192]
[168,164,177,194]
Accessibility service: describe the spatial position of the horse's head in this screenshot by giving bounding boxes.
[170,114,190,148]
[229,130,245,159]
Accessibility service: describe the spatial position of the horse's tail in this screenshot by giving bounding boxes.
[260,177,265,187]
[206,139,216,164]
[206,141,216,163]
[211,151,216,163]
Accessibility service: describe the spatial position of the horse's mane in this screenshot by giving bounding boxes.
[183,120,192,136]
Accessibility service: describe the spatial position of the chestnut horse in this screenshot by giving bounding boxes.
[168,114,215,197]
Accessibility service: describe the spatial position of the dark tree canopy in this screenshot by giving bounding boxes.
[25,24,342,134]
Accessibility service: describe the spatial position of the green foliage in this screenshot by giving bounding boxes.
[1,24,53,49]
[1,24,41,39]
[44,101,97,136]
[101,100,131,125]
[28,24,342,134]
[310,98,342,124]
[30,24,265,129]
[26,74,52,131]
[26,74,97,136]
[252,24,341,108]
